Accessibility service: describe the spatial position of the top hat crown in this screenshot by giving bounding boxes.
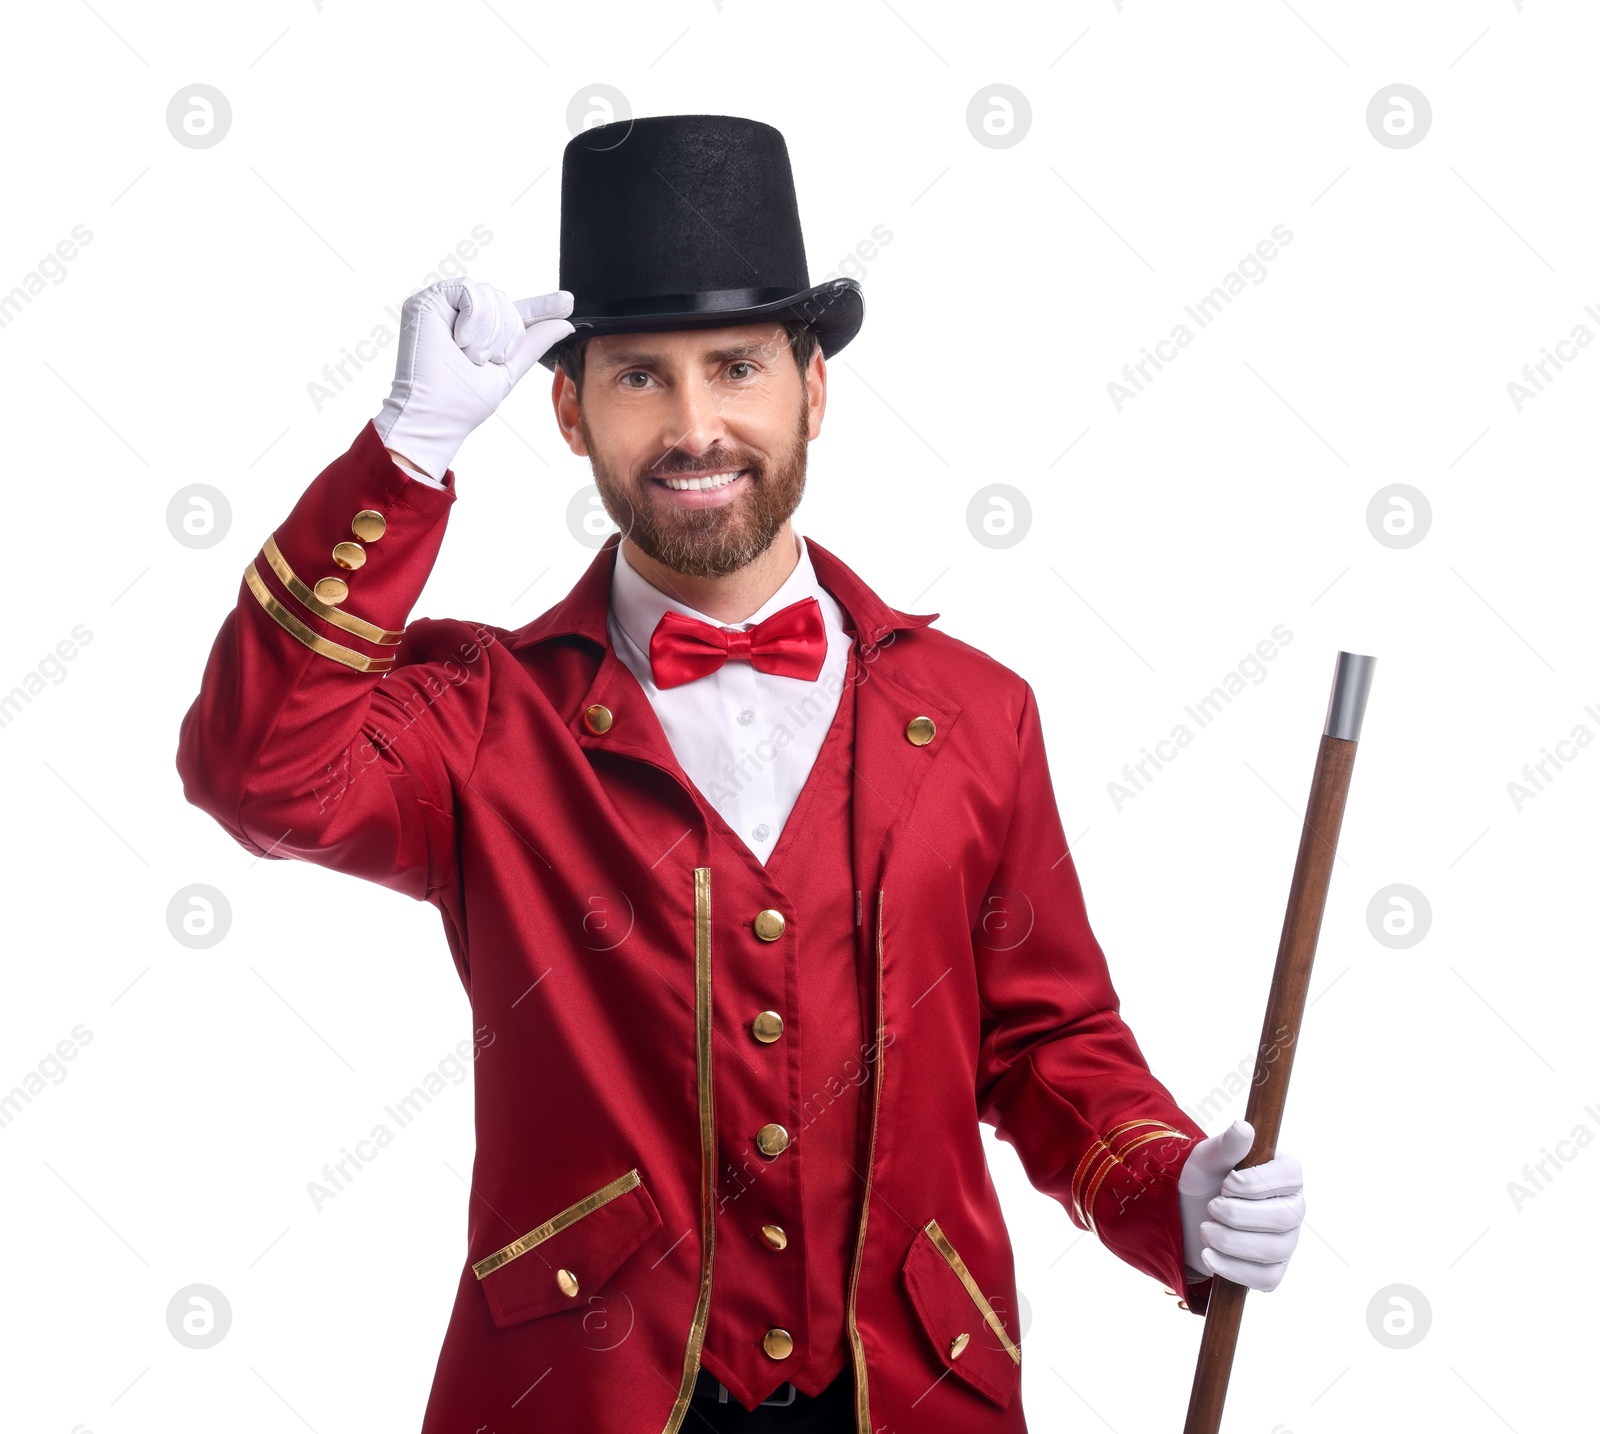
[541,114,863,369]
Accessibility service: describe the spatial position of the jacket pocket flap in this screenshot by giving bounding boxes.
[474,1168,662,1329]
[900,1218,1021,1408]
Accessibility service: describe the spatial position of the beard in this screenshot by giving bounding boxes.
[581,398,809,579]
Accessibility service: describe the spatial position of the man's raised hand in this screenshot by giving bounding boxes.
[374,279,574,484]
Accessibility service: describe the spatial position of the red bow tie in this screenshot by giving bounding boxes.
[647,596,827,690]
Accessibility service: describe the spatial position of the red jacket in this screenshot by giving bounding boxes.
[177,420,1211,1432]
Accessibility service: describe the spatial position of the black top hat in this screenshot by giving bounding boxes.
[540,114,863,370]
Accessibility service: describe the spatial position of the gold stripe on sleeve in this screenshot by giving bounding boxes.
[244,563,395,673]
[262,535,403,646]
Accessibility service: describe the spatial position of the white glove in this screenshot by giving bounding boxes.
[373,279,574,485]
[1177,1119,1304,1293]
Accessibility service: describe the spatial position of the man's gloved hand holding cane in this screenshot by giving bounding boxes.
[1179,1119,1305,1294]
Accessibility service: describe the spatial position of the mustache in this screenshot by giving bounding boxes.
[643,447,761,479]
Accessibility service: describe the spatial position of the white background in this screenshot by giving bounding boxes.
[2,2,1595,1430]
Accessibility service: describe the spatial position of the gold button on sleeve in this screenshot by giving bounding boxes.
[753,909,786,941]
[583,703,614,735]
[351,509,387,542]
[332,541,366,571]
[556,1268,579,1297]
[756,1123,789,1157]
[312,576,349,605]
[259,536,403,646]
[762,1328,795,1359]
[905,715,936,746]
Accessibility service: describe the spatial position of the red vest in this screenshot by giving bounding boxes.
[685,644,866,1407]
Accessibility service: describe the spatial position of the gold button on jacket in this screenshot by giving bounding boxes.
[762,1328,794,1359]
[751,1010,784,1043]
[760,1223,788,1251]
[583,704,613,735]
[332,540,367,571]
[949,1331,970,1359]
[755,1122,789,1157]
[905,714,936,745]
[753,908,786,941]
[351,509,387,542]
[556,1268,579,1297]
[312,576,349,605]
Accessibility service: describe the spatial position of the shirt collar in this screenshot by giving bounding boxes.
[608,528,832,655]
[506,529,938,655]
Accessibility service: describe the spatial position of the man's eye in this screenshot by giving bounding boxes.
[620,372,651,389]
[726,361,753,380]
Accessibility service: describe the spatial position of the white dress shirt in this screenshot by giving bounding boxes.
[606,533,851,865]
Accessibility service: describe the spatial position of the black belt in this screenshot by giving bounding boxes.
[693,1368,798,1405]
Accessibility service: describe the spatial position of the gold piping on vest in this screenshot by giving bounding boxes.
[471,1167,642,1279]
[845,888,886,1433]
[922,1217,1022,1365]
[661,867,717,1432]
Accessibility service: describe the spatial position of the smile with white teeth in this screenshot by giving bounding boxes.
[654,469,746,491]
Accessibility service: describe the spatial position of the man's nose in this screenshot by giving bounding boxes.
[659,376,728,459]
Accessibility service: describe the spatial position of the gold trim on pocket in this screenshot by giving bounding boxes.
[922,1218,1021,1365]
[473,1168,643,1280]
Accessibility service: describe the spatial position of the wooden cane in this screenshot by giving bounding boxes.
[1181,650,1376,1434]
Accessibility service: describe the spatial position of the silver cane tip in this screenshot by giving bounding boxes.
[1324,651,1377,741]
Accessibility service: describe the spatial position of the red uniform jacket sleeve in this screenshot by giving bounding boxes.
[973,680,1215,1315]
[176,421,493,907]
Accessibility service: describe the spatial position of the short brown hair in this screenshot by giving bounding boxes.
[554,318,819,397]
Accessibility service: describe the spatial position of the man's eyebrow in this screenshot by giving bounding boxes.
[703,343,771,363]
[592,341,779,371]
[592,349,666,370]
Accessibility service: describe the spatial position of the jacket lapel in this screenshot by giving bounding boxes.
[507,536,697,790]
[507,532,964,888]
[802,539,963,893]
[847,654,964,893]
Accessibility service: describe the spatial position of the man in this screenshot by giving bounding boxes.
[178,115,1305,1433]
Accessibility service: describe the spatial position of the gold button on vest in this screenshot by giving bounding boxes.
[751,1010,784,1043]
[583,703,613,734]
[760,1223,788,1251]
[905,714,936,745]
[755,1122,789,1157]
[763,1328,795,1359]
[753,908,786,941]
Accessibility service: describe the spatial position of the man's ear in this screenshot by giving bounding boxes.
[804,348,827,441]
[552,367,587,456]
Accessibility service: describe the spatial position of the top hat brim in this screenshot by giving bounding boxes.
[539,278,862,371]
